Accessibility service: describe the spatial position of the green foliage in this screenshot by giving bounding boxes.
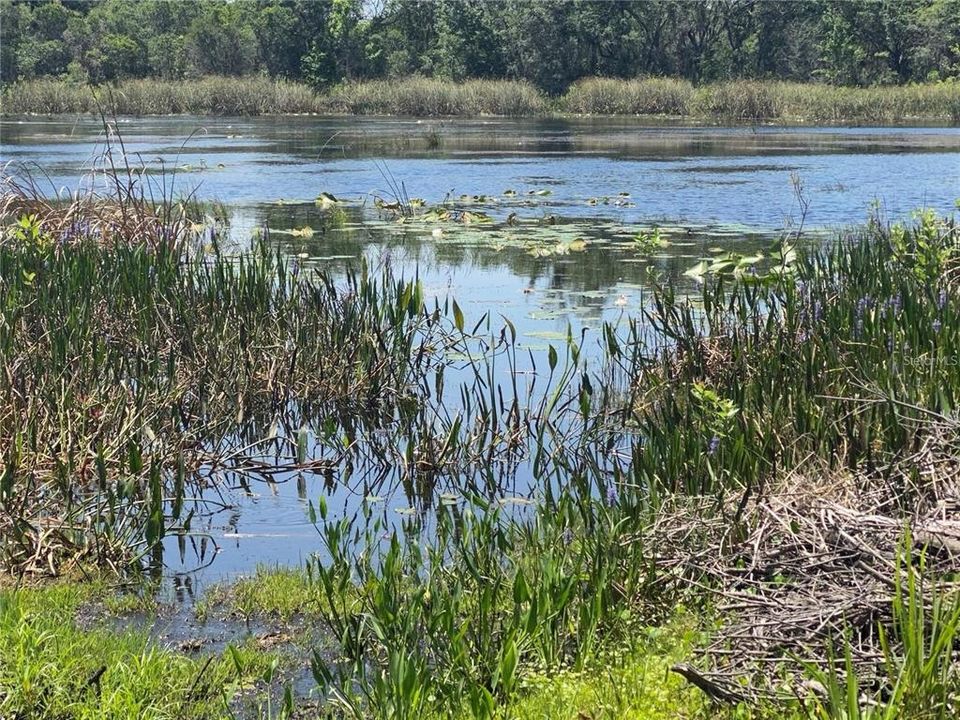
[184,3,258,77]
[0,584,230,719]
[890,209,954,283]
[5,75,958,120]
[634,227,667,254]
[308,491,669,719]
[2,1,959,90]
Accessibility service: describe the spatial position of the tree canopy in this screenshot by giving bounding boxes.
[2,0,958,89]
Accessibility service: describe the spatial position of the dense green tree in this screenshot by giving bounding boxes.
[184,2,258,77]
[496,1,575,94]
[253,1,303,78]
[0,0,26,82]
[1,0,957,88]
[431,0,503,80]
[364,0,438,77]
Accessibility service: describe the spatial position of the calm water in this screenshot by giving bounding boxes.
[2,115,959,586]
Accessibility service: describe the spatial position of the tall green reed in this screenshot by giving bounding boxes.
[0,208,451,573]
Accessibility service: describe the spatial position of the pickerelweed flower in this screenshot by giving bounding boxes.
[605,484,618,507]
[886,293,902,315]
[707,436,721,455]
[812,300,823,322]
[938,289,948,310]
[933,319,943,333]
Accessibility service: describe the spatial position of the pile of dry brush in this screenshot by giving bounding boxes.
[644,424,960,710]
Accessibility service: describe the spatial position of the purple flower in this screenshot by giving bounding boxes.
[562,528,574,545]
[886,293,902,315]
[605,485,618,507]
[707,436,721,455]
[812,301,823,322]
[933,319,943,333]
[938,289,948,310]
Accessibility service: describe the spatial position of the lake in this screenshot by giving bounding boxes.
[2,115,959,587]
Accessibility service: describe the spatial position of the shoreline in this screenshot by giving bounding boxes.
[3,76,958,125]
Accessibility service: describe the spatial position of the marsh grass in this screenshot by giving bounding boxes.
[0,149,459,574]
[606,210,960,503]
[563,77,694,116]
[2,76,323,115]
[0,225,447,573]
[197,566,320,623]
[4,76,957,122]
[320,77,546,116]
[297,209,960,718]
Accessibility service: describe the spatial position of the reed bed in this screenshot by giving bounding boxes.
[690,80,960,123]
[562,77,694,116]
[1,76,323,116]
[624,211,960,499]
[319,77,546,116]
[0,167,456,574]
[4,76,957,122]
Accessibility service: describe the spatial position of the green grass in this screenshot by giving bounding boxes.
[502,618,709,720]
[0,582,286,719]
[563,77,695,116]
[3,76,958,122]
[620,209,960,499]
[197,566,322,623]
[1,76,322,115]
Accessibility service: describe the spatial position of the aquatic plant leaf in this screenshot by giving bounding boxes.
[684,261,709,280]
[452,301,464,332]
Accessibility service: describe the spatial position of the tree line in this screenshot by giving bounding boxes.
[2,0,959,92]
